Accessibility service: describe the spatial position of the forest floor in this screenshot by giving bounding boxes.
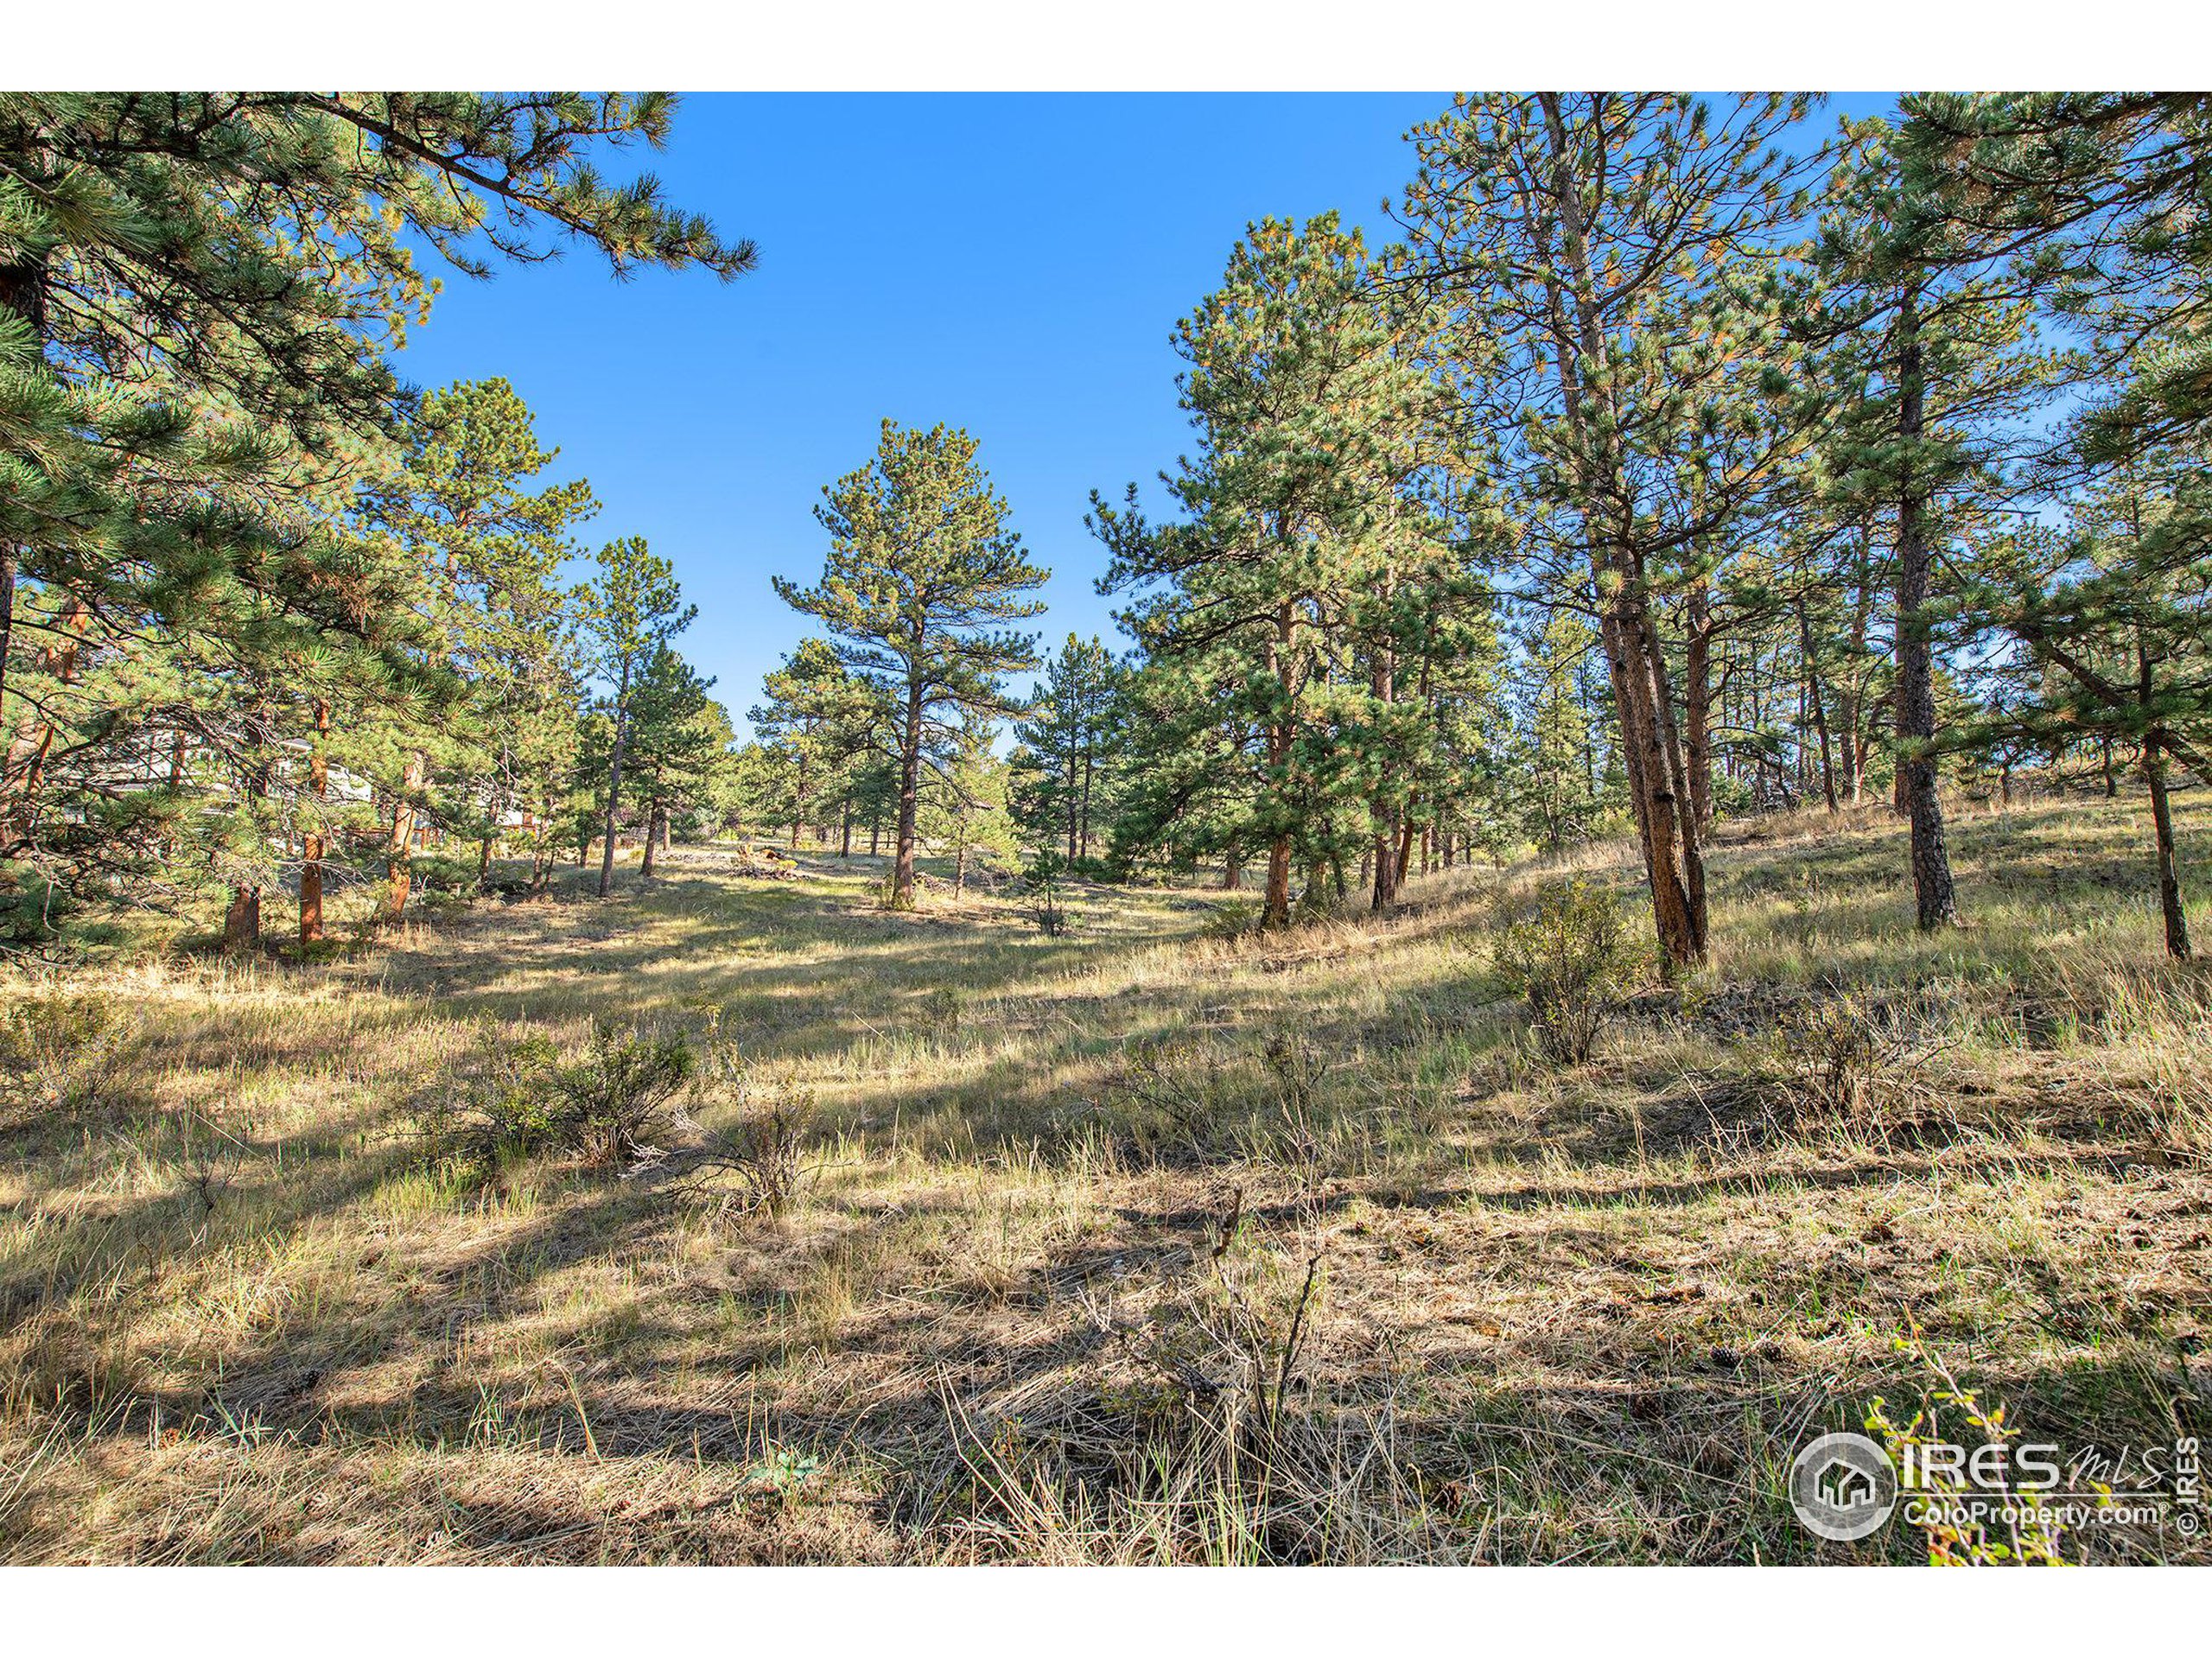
[3,791,2209,1563]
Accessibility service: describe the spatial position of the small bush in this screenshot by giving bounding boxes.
[1259,1025,1325,1120]
[1766,995,1936,1129]
[689,1093,817,1220]
[1110,1033,1236,1155]
[556,1020,697,1166]
[1080,1185,1327,1459]
[1022,852,1071,938]
[1866,1320,2071,1565]
[918,986,963,1037]
[0,990,137,1120]
[428,1020,696,1174]
[426,1029,565,1167]
[1198,899,1260,942]
[1493,877,1643,1064]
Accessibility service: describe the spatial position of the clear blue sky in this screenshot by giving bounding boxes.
[394,92,1899,733]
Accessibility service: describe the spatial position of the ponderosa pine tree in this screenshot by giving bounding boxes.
[1508,607,1609,855]
[0,92,749,936]
[358,378,599,920]
[578,537,694,898]
[774,421,1046,909]
[1342,469,1501,907]
[921,713,1019,896]
[1889,95,2212,470]
[1013,634,1123,865]
[1096,213,1452,927]
[1963,460,2212,958]
[1396,93,1828,972]
[622,646,733,879]
[751,637,883,851]
[1813,116,2068,931]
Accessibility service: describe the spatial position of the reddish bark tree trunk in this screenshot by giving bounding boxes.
[383,751,425,922]
[224,886,261,952]
[299,700,329,943]
[1685,584,1715,831]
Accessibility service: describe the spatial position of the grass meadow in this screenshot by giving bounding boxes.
[3,791,2208,1563]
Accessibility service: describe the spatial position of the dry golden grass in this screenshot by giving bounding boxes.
[3,791,2209,1562]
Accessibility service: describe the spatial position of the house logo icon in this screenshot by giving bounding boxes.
[1789,1433,1897,1541]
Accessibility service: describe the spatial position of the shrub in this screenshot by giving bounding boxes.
[428,1020,696,1173]
[1865,1319,2071,1565]
[682,1093,817,1220]
[1109,1033,1236,1155]
[1766,995,1936,1130]
[1492,877,1643,1064]
[918,986,963,1037]
[1258,1026,1325,1119]
[637,1014,819,1219]
[0,990,137,1120]
[427,1029,565,1167]
[556,1020,697,1166]
[1022,852,1071,938]
[1080,1185,1327,1460]
[1198,899,1260,942]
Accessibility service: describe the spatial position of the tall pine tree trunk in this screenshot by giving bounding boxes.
[228,725,270,952]
[1065,742,1079,864]
[1597,574,1709,973]
[299,699,329,943]
[598,655,632,899]
[892,677,923,907]
[1534,97,1706,972]
[0,248,45,792]
[1262,599,1297,930]
[641,802,666,880]
[1370,823,1398,911]
[1685,585,1715,831]
[1893,278,1961,931]
[2144,731,2192,961]
[1078,749,1096,861]
[382,751,425,922]
[2141,631,2192,961]
[1370,613,1398,912]
[1843,524,1874,805]
[1263,836,1293,928]
[1799,602,1839,812]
